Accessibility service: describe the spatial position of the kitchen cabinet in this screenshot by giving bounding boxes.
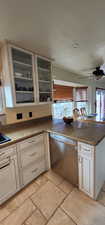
[17,134,48,186]
[0,132,50,204]
[11,47,36,105]
[78,142,94,198]
[36,56,52,103]
[1,44,36,107]
[0,145,20,204]
[1,42,52,107]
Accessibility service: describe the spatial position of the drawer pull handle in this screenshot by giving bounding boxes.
[29,152,37,157]
[28,140,36,144]
[83,149,90,152]
[32,168,38,173]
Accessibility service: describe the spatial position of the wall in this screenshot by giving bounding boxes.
[5,104,52,124]
[4,65,105,124]
[53,65,105,113]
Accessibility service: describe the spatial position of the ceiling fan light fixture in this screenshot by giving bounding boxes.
[94,74,102,80]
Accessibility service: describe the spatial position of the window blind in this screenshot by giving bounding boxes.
[53,84,73,101]
[75,87,88,102]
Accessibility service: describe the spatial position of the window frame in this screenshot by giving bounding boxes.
[0,86,5,115]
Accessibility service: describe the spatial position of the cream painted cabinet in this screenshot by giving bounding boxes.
[78,142,94,198]
[17,133,49,187]
[36,56,52,103]
[0,145,20,204]
[1,44,36,107]
[1,42,52,107]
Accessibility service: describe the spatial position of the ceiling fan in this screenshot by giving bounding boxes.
[79,63,105,80]
[92,66,105,80]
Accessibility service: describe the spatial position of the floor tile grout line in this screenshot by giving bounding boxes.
[23,208,37,225]
[30,173,75,225]
[60,206,77,225]
[44,174,64,185]
[30,196,48,222]
[0,172,75,225]
[0,174,57,224]
[0,197,36,224]
[56,183,74,195]
[43,176,72,195]
[44,172,75,195]
[44,187,74,225]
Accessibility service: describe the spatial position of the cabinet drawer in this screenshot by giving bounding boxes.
[0,145,16,159]
[22,158,46,186]
[20,135,45,167]
[78,142,94,158]
[20,139,45,168]
[19,134,43,149]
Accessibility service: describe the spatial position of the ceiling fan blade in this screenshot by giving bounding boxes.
[77,75,93,79]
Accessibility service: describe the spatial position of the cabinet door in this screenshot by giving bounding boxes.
[78,155,94,197]
[0,156,19,204]
[37,56,52,103]
[9,45,36,106]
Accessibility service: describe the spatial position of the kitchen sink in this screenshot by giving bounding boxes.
[0,134,11,144]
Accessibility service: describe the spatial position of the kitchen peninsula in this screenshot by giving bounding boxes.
[1,118,105,203]
[80,115,105,124]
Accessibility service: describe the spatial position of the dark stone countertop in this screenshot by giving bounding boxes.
[0,118,105,148]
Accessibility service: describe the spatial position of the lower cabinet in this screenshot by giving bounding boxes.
[0,132,50,204]
[17,133,49,187]
[0,145,20,204]
[78,142,94,198]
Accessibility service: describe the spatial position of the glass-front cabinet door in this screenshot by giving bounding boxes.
[37,56,52,103]
[10,47,35,105]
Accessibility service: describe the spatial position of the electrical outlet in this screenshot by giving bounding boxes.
[29,112,32,118]
[17,113,23,120]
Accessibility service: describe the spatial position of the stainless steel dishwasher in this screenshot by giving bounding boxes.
[49,133,78,186]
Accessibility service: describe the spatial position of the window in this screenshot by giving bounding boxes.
[96,88,105,118]
[52,101,74,119]
[76,101,88,112]
[75,87,88,113]
[53,84,74,119]
[75,87,88,102]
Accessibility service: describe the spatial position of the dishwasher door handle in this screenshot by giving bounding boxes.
[50,134,77,146]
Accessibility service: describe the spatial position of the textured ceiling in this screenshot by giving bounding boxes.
[0,0,105,75]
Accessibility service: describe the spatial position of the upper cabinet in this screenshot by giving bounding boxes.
[1,43,52,107]
[37,56,52,103]
[10,47,36,105]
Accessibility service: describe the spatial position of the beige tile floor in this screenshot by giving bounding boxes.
[0,170,105,225]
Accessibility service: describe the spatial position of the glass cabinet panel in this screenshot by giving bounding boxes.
[37,57,52,102]
[11,48,32,65]
[39,81,51,93]
[11,47,35,104]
